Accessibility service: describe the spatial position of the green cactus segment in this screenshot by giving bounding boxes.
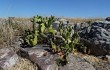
[24,16,39,47]
[51,40,57,52]
[54,21,80,66]
[47,16,55,28]
[39,23,45,33]
[35,30,38,36]
[36,15,43,24]
[48,27,57,35]
[32,16,37,32]
[72,32,79,44]
[25,30,38,46]
[29,35,37,46]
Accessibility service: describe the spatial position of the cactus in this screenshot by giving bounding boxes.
[54,21,80,66]
[31,16,37,32]
[48,27,57,35]
[50,40,57,52]
[39,23,45,33]
[22,15,84,66]
[26,35,37,46]
[23,16,39,47]
[45,16,55,28]
[25,30,38,46]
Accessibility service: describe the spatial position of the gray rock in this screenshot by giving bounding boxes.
[59,18,68,24]
[74,23,81,31]
[0,48,18,70]
[80,21,110,55]
[18,45,58,70]
[52,21,60,30]
[105,17,110,21]
[74,23,90,31]
[59,54,96,70]
[94,61,110,70]
[106,55,110,62]
[52,18,71,30]
[18,45,96,70]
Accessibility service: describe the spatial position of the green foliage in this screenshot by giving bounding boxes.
[44,16,57,35]
[24,29,38,47]
[23,16,39,47]
[25,34,38,46]
[31,16,37,32]
[22,15,84,66]
[39,23,45,33]
[53,22,79,66]
[45,16,55,28]
[51,40,57,52]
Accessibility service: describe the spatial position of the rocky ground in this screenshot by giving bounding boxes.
[0,43,110,70]
[0,19,110,70]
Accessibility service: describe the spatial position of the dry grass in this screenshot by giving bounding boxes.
[0,23,14,47]
[66,18,104,23]
[9,58,37,70]
[0,18,37,70]
[0,18,32,48]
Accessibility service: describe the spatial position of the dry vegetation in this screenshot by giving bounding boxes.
[9,58,37,70]
[0,18,32,48]
[66,18,104,23]
[0,17,104,48]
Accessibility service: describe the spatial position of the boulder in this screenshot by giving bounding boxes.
[52,18,70,30]
[79,21,110,55]
[18,45,58,70]
[59,54,96,70]
[18,45,96,70]
[52,21,60,30]
[0,48,18,70]
[74,22,90,31]
[105,17,110,21]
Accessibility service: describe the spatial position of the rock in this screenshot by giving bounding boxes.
[59,18,68,25]
[105,17,110,21]
[59,54,96,70]
[0,48,18,70]
[94,61,110,70]
[79,21,110,55]
[74,23,81,31]
[74,23,90,31]
[18,46,96,70]
[52,18,71,30]
[18,45,58,70]
[9,58,37,70]
[106,55,110,62]
[52,21,60,30]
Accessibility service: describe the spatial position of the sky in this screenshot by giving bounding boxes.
[0,0,110,18]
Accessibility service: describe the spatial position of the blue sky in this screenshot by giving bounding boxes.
[0,0,110,18]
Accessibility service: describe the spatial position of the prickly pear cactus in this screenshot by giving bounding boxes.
[23,16,39,47]
[32,16,37,32]
[25,36,37,46]
[22,15,83,66]
[25,30,38,46]
[39,23,45,33]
